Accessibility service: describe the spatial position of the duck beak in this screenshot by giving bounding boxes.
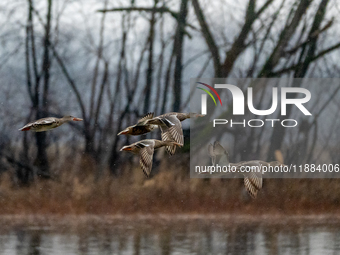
[72,117,83,121]
[120,146,132,151]
[19,126,30,131]
[117,130,128,136]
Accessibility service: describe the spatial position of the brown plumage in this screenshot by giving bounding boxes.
[19,116,83,132]
[207,141,285,199]
[120,139,182,177]
[146,112,204,155]
[117,112,158,136]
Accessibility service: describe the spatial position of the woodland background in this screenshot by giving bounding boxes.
[0,0,340,214]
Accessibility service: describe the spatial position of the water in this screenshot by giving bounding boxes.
[0,215,339,255]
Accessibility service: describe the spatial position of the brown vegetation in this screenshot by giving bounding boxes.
[1,0,340,216]
[1,155,340,215]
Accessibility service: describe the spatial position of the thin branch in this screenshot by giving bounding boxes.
[97,6,178,19]
[256,0,274,18]
[248,0,285,77]
[259,0,313,77]
[181,56,211,110]
[50,45,87,122]
[286,18,333,55]
[271,41,340,76]
[192,0,221,77]
[222,0,274,77]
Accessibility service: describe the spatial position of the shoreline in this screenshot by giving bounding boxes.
[0,213,340,225]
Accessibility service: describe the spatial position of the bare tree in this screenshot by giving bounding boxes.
[24,0,53,179]
[173,0,188,112]
[267,0,331,161]
[192,0,274,77]
[192,0,340,162]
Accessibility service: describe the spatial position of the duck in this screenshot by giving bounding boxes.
[145,112,204,155]
[120,139,182,177]
[117,112,158,136]
[19,115,83,132]
[207,141,284,198]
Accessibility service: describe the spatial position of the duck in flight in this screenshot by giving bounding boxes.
[19,116,83,132]
[118,112,204,155]
[207,141,285,198]
[117,112,158,136]
[120,139,182,177]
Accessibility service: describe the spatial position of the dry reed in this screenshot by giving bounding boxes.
[0,154,340,215]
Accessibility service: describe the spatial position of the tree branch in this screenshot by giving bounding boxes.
[50,45,87,122]
[222,0,273,77]
[192,0,221,77]
[271,37,340,75]
[259,0,313,77]
[97,6,178,19]
[256,0,274,18]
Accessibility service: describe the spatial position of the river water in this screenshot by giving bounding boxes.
[0,214,339,255]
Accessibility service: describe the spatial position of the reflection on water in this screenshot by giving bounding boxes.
[0,215,339,255]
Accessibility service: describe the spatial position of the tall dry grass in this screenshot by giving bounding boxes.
[1,153,340,215]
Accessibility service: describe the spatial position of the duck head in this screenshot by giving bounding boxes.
[120,145,133,151]
[117,127,133,136]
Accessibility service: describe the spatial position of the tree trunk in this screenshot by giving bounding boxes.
[143,0,157,114]
[172,0,188,112]
[34,0,53,178]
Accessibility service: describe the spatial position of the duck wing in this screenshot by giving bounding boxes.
[243,172,262,199]
[35,117,57,125]
[131,125,153,135]
[138,143,155,177]
[159,115,184,156]
[20,117,58,131]
[127,112,157,135]
[238,161,262,198]
[228,160,262,198]
[137,112,154,125]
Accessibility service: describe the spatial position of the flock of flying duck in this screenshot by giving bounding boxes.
[19,113,202,177]
[19,113,285,198]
